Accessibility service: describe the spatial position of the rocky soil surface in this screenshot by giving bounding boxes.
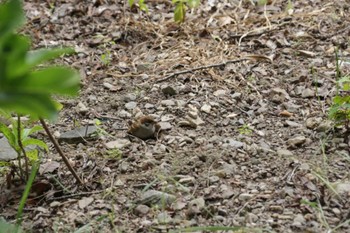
[1,0,350,232]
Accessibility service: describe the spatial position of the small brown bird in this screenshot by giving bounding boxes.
[127,115,160,140]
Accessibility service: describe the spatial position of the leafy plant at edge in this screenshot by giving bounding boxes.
[0,0,80,230]
[329,49,350,133]
[128,0,200,23]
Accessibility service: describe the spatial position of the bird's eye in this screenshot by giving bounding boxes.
[144,122,150,127]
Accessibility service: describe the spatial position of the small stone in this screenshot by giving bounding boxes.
[105,139,131,149]
[213,89,226,96]
[245,213,259,223]
[305,117,322,129]
[188,197,205,215]
[118,110,132,118]
[161,100,176,106]
[231,92,242,99]
[77,102,88,113]
[78,197,94,209]
[134,205,150,216]
[224,139,244,148]
[58,125,98,144]
[119,161,129,172]
[269,205,284,212]
[285,120,301,128]
[209,176,220,184]
[157,212,172,224]
[125,101,137,110]
[144,103,154,109]
[238,193,254,201]
[158,122,172,130]
[162,86,177,96]
[332,208,341,215]
[123,93,137,102]
[139,190,176,206]
[301,88,314,98]
[222,190,235,199]
[335,182,350,195]
[292,214,306,227]
[201,104,211,113]
[103,82,118,91]
[287,136,306,148]
[316,120,333,132]
[50,201,61,208]
[277,149,294,157]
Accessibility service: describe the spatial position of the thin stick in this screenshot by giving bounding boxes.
[156,58,249,83]
[39,118,85,186]
[17,115,29,181]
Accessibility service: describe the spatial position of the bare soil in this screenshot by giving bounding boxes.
[1,0,350,232]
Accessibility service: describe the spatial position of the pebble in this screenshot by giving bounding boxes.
[162,86,177,96]
[77,102,88,113]
[335,182,350,195]
[316,120,333,132]
[209,176,220,184]
[238,193,254,201]
[125,101,137,110]
[188,197,205,214]
[287,136,306,148]
[277,149,294,157]
[158,122,172,130]
[200,104,211,113]
[134,205,150,216]
[144,103,154,109]
[161,99,176,106]
[213,89,226,96]
[301,88,314,98]
[285,120,301,128]
[139,190,176,206]
[157,212,172,224]
[305,117,322,129]
[245,213,259,223]
[105,139,131,149]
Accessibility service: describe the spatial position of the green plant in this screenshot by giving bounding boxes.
[128,0,200,23]
[329,76,350,131]
[172,0,200,23]
[0,0,84,229]
[238,124,253,135]
[99,41,115,66]
[0,116,48,182]
[128,0,148,12]
[329,49,350,134]
[0,0,79,120]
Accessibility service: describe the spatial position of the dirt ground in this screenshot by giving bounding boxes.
[1,0,350,232]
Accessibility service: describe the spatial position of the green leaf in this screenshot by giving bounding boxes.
[0,122,16,147]
[25,48,75,70]
[22,125,43,140]
[187,0,200,8]
[139,0,148,12]
[15,67,80,96]
[23,138,48,152]
[26,149,39,163]
[0,92,58,119]
[17,159,40,226]
[1,34,30,78]
[0,0,24,41]
[174,2,186,23]
[128,0,135,7]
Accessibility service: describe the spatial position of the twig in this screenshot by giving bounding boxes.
[48,190,104,201]
[17,115,29,181]
[39,118,85,187]
[156,58,249,83]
